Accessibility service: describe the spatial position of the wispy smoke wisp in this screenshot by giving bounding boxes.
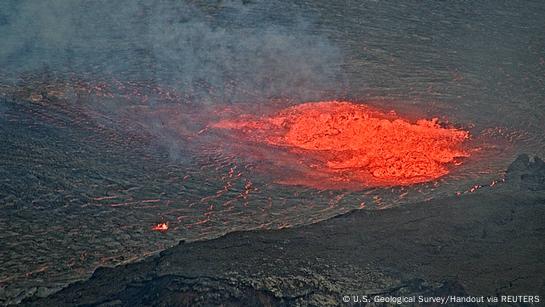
[0,0,345,103]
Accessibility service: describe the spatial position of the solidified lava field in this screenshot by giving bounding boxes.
[0,79,523,304]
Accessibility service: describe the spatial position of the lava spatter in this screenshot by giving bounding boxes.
[213,101,470,187]
[152,223,169,232]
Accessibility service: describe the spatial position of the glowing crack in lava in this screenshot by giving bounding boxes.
[213,101,470,187]
[152,223,169,232]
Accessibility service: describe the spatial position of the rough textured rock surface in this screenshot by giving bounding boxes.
[20,156,545,306]
[506,154,545,191]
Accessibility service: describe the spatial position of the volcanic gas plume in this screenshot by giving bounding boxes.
[213,101,470,187]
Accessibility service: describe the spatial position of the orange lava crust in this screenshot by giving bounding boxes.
[213,101,470,186]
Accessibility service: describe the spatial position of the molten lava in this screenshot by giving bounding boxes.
[213,101,470,187]
[152,223,169,232]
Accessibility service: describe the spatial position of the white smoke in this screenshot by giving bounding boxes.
[0,0,346,103]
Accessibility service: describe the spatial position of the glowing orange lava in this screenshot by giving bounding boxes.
[152,223,169,231]
[213,101,470,187]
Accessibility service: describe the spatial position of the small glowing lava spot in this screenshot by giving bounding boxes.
[213,101,471,188]
[152,223,168,232]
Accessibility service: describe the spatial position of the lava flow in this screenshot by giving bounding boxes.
[213,101,470,188]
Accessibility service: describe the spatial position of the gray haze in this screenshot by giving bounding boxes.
[0,0,345,103]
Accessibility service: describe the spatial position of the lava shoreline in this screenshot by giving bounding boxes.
[21,155,545,307]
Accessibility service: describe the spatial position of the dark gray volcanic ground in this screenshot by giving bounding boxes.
[22,155,545,306]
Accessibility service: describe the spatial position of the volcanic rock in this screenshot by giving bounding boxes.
[21,157,545,307]
[506,154,545,190]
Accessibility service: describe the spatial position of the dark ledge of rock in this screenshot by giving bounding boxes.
[506,154,545,190]
[21,156,545,307]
